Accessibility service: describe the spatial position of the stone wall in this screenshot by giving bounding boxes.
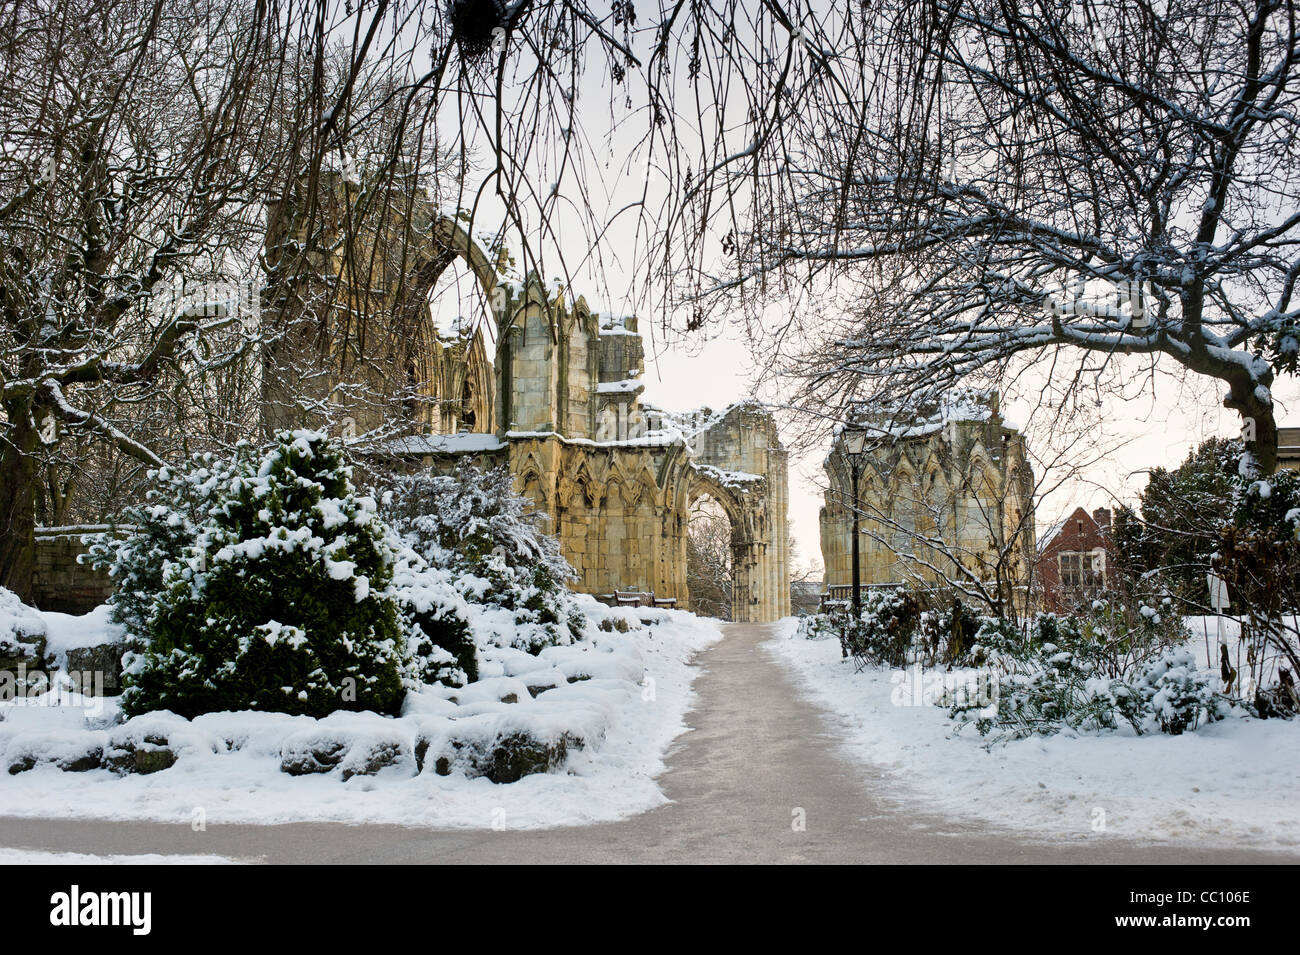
[31,527,116,614]
[398,404,792,621]
[385,289,792,621]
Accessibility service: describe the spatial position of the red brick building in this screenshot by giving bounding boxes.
[1037,507,1116,613]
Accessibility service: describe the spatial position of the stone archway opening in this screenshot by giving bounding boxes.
[686,494,735,620]
[414,253,497,435]
[425,253,498,350]
[680,466,760,620]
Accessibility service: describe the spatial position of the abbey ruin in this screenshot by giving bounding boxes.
[261,179,790,622]
[820,390,1036,612]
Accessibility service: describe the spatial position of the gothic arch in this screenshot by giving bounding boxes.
[428,216,505,312]
[888,457,919,501]
[965,440,1000,487]
[513,450,548,507]
[415,217,506,431]
[635,465,659,509]
[683,470,746,528]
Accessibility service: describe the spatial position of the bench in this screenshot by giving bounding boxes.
[598,590,676,609]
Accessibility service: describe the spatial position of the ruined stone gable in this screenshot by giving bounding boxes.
[820,389,1035,613]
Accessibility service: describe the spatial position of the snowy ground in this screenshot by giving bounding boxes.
[0,848,244,864]
[768,619,1300,853]
[0,603,721,830]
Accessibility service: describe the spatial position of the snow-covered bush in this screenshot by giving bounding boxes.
[839,589,919,667]
[108,431,413,719]
[389,554,479,687]
[1037,598,1188,679]
[943,599,1226,739]
[959,615,1040,671]
[957,647,1118,739]
[383,463,586,654]
[795,612,839,641]
[1255,671,1300,718]
[915,598,983,666]
[945,600,1187,678]
[795,589,923,665]
[1117,646,1232,735]
[87,450,248,642]
[0,585,48,667]
[953,642,1230,740]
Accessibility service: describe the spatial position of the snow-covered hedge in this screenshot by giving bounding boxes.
[916,599,985,667]
[382,463,586,654]
[802,589,919,667]
[86,452,236,643]
[952,644,1231,740]
[795,612,839,642]
[0,599,708,798]
[847,589,919,667]
[945,605,1232,739]
[1214,469,1300,715]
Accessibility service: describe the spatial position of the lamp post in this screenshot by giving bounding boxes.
[841,430,870,617]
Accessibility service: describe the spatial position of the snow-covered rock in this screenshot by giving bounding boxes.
[0,586,50,669]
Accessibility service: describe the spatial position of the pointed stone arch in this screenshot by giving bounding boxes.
[513,450,549,511]
[260,189,510,438]
[681,467,750,619]
[429,216,504,306]
[634,462,659,509]
[403,215,506,435]
[965,440,1000,488]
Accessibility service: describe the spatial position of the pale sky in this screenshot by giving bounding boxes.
[637,322,1300,577]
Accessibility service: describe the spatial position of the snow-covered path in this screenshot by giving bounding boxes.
[0,623,1291,863]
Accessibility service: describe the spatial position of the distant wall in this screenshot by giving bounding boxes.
[31,527,118,615]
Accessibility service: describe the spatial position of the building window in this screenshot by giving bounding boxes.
[1060,553,1083,588]
[1059,551,1102,590]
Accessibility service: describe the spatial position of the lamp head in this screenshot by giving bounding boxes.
[842,429,869,456]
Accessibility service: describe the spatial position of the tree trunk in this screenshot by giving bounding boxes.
[0,403,39,602]
[1225,380,1279,477]
[1253,408,1280,477]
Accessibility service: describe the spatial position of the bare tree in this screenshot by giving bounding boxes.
[0,0,303,596]
[662,1,1300,477]
[0,0,725,598]
[0,0,482,596]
